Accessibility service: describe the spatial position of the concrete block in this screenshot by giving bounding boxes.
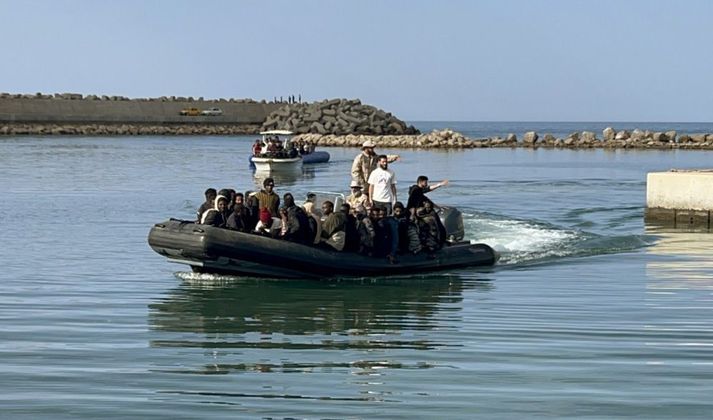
[647,171,713,210]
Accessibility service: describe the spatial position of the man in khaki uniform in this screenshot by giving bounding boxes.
[350,140,399,190]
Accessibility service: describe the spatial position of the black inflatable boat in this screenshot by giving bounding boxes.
[148,209,498,279]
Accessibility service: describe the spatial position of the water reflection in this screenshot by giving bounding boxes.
[150,276,490,336]
[645,227,713,288]
[252,167,315,189]
[148,276,492,375]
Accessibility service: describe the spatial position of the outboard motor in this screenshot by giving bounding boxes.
[439,206,464,242]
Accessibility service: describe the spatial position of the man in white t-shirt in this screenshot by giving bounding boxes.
[367,154,397,215]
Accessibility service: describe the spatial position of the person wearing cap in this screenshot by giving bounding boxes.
[346,180,368,215]
[350,140,399,190]
[254,207,282,238]
[254,177,280,217]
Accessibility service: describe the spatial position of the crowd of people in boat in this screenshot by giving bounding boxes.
[252,136,316,159]
[198,140,449,263]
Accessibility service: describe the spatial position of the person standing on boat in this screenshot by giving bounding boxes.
[367,155,397,215]
[254,177,280,217]
[351,140,399,190]
[407,175,448,247]
[406,175,449,219]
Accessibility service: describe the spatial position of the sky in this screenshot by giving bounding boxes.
[1,0,712,122]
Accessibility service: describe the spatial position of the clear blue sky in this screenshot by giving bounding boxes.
[1,0,711,121]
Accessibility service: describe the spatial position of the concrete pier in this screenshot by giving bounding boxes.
[645,170,713,229]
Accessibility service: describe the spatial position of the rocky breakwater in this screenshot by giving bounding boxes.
[294,129,489,148]
[261,98,420,135]
[293,126,713,150]
[513,127,713,149]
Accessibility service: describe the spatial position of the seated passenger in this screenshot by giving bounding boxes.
[320,200,346,251]
[357,208,377,256]
[279,193,311,244]
[244,191,260,231]
[196,188,217,222]
[303,201,322,245]
[340,203,360,252]
[416,201,443,255]
[254,207,282,238]
[226,193,251,232]
[393,202,422,254]
[374,206,399,264]
[201,194,230,227]
[346,181,368,214]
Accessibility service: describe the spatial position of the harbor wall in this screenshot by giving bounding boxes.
[645,171,713,229]
[0,95,282,124]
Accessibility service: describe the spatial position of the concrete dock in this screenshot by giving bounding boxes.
[645,170,713,229]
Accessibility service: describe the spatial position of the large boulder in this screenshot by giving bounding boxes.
[580,131,597,143]
[615,130,630,140]
[522,131,538,144]
[602,127,616,141]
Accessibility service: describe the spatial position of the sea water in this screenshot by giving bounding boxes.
[1,123,713,418]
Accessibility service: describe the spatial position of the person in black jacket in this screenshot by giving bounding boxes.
[340,203,360,252]
[279,193,311,244]
[226,193,251,232]
[196,188,217,222]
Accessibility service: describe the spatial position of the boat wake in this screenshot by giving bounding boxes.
[464,211,654,265]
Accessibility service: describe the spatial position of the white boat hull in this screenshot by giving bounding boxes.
[251,156,302,172]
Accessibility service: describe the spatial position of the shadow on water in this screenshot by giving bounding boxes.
[147,276,492,375]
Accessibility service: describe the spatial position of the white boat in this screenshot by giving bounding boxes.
[250,130,303,172]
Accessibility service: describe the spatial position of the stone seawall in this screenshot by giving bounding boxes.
[0,122,261,136]
[0,93,282,125]
[294,128,713,150]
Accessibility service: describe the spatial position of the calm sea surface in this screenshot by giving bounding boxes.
[2,122,713,418]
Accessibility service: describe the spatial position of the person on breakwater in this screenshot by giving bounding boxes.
[367,155,397,215]
[351,140,400,190]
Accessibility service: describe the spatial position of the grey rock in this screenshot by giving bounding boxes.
[523,131,538,144]
[615,130,630,140]
[581,131,597,143]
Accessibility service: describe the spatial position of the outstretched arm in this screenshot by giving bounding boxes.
[429,179,449,192]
